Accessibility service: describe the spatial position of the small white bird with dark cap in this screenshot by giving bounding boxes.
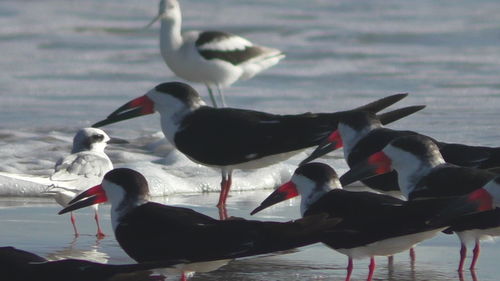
[44,128,117,237]
[146,0,285,107]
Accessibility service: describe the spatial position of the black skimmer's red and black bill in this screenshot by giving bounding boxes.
[145,0,285,108]
[251,162,475,281]
[339,135,500,272]
[302,110,500,195]
[59,168,340,281]
[43,128,123,238]
[91,81,419,219]
[0,246,180,281]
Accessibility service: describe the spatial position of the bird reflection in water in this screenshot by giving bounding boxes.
[45,235,109,264]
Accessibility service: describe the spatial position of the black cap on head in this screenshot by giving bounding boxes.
[390,135,441,160]
[338,110,382,131]
[295,162,338,185]
[104,168,149,198]
[154,82,202,107]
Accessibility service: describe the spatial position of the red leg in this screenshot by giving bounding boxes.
[458,271,465,281]
[470,239,480,270]
[70,212,79,237]
[216,170,232,220]
[216,178,228,206]
[458,243,466,272]
[387,255,394,266]
[222,174,232,203]
[410,247,417,266]
[216,172,232,207]
[94,210,105,238]
[218,205,228,220]
[367,257,376,281]
[410,247,416,262]
[471,268,479,281]
[345,258,353,281]
[180,272,187,281]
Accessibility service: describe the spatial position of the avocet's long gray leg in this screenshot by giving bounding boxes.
[205,83,219,108]
[216,84,227,107]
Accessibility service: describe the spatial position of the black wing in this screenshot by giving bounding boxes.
[115,202,337,263]
[175,92,410,166]
[444,208,500,233]
[438,142,500,169]
[195,31,278,65]
[175,107,345,165]
[410,165,496,199]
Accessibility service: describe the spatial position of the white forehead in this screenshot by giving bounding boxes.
[338,123,360,152]
[292,173,341,193]
[147,89,186,110]
[75,128,109,140]
[101,179,126,205]
[292,174,316,196]
[383,143,410,159]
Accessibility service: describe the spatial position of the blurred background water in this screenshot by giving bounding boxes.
[2,0,500,194]
[1,0,500,280]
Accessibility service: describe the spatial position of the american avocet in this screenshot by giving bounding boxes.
[146,0,285,107]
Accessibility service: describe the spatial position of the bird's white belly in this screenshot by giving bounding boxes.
[456,226,500,244]
[180,148,303,171]
[334,228,444,259]
[51,190,76,207]
[164,46,242,87]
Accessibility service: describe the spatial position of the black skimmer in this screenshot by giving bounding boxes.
[301,110,500,195]
[43,128,119,237]
[59,168,341,281]
[91,81,422,219]
[300,109,422,196]
[145,0,285,107]
[0,246,179,281]
[339,134,500,272]
[251,163,475,281]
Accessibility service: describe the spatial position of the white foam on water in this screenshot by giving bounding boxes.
[0,128,348,197]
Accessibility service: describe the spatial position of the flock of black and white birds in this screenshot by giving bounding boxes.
[3,0,500,281]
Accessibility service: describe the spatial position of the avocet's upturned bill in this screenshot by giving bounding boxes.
[91,81,420,219]
[43,128,121,237]
[339,135,500,272]
[59,168,340,281]
[251,163,476,281]
[146,0,285,107]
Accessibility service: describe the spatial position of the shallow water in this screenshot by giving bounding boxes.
[1,0,500,280]
[2,194,500,281]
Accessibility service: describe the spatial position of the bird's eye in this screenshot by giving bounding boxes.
[92,134,105,142]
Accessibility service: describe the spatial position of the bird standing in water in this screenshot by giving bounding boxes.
[146,0,285,107]
[44,128,115,237]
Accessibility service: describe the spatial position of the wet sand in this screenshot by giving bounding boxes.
[1,191,499,281]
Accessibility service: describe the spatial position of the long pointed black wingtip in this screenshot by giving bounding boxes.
[354,92,409,113]
[377,105,426,126]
